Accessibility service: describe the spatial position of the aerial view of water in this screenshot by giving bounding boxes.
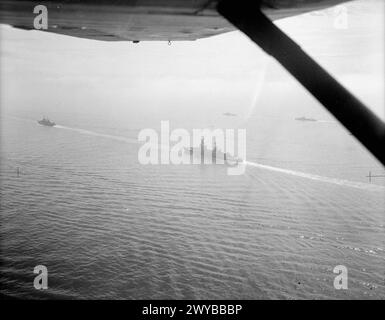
[0,0,384,299]
[1,103,384,299]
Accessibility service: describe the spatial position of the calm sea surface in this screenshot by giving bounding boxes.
[0,108,384,299]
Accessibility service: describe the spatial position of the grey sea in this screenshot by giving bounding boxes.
[1,97,384,300]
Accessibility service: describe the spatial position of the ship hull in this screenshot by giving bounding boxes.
[38,120,56,127]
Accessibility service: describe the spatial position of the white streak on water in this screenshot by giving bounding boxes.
[55,125,138,144]
[245,161,384,192]
[54,123,383,192]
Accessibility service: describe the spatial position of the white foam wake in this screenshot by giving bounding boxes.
[47,123,385,192]
[245,161,384,192]
[55,125,138,144]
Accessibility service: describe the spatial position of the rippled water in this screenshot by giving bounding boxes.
[1,114,384,299]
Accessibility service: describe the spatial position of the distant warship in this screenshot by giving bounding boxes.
[185,136,242,166]
[38,117,56,127]
[295,116,317,122]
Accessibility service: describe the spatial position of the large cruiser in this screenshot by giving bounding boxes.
[38,117,56,127]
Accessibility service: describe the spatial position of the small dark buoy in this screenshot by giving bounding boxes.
[132,40,140,44]
[16,167,20,177]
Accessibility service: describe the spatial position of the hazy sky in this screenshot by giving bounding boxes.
[0,0,384,123]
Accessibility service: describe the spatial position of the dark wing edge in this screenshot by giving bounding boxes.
[0,0,351,41]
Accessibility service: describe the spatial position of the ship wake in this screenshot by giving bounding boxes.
[245,160,384,192]
[54,125,137,144]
